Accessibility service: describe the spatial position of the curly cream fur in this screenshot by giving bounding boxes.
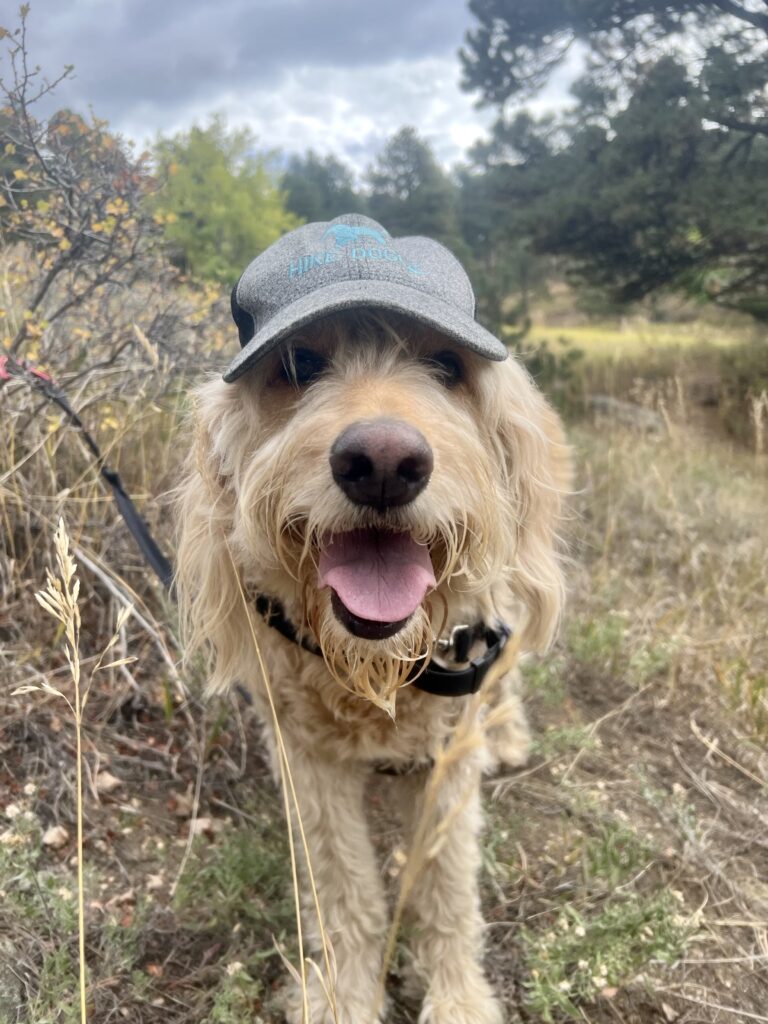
[176,310,570,1023]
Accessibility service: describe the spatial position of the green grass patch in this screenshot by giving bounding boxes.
[582,821,653,889]
[521,894,690,1022]
[173,820,293,938]
[565,612,677,687]
[532,725,595,758]
[567,613,627,675]
[207,964,264,1024]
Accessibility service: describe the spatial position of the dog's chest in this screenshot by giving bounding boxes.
[265,649,466,765]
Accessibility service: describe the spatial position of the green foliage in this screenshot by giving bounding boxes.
[173,822,292,935]
[27,946,81,1024]
[461,1,768,319]
[0,9,162,356]
[567,613,627,676]
[208,966,263,1024]
[367,127,462,249]
[567,611,677,687]
[282,149,365,222]
[521,895,689,1022]
[462,0,768,134]
[583,822,653,889]
[153,115,300,283]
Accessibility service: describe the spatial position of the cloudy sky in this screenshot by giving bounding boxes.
[16,0,577,169]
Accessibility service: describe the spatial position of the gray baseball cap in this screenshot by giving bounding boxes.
[224,213,508,383]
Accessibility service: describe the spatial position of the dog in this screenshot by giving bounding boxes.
[176,215,570,1024]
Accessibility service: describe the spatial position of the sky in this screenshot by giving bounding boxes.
[14,0,578,170]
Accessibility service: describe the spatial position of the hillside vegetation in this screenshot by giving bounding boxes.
[2,7,768,1022]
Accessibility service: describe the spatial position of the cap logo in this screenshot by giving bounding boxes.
[323,224,388,247]
[287,222,424,279]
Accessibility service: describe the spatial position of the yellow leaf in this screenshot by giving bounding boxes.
[13,169,28,181]
[4,142,15,155]
[58,238,71,251]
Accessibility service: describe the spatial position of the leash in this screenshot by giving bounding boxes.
[3,355,511,697]
[1,354,174,590]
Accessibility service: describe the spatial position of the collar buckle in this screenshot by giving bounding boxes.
[436,623,475,663]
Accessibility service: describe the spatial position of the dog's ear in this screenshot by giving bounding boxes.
[175,382,254,694]
[487,358,572,652]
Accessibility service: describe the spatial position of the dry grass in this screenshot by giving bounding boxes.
[2,265,768,1022]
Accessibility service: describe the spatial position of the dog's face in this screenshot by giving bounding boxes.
[177,311,568,710]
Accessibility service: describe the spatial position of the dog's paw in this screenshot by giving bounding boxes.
[284,983,385,1024]
[418,990,504,1024]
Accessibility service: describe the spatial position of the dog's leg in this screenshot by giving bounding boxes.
[277,746,388,1024]
[397,757,503,1024]
[485,673,532,769]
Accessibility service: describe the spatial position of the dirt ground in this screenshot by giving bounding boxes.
[2,420,767,1023]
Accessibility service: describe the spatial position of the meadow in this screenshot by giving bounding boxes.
[2,250,767,1022]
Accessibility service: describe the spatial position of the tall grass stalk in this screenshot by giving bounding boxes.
[13,518,134,1024]
[227,540,339,1024]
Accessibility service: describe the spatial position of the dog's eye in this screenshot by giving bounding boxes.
[281,348,328,387]
[423,350,464,387]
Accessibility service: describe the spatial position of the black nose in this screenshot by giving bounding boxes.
[330,417,433,510]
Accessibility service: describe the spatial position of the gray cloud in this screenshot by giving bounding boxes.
[24,0,471,117]
[8,0,571,167]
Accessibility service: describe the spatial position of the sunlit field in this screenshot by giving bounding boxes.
[527,320,749,360]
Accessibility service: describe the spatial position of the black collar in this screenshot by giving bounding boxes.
[253,595,511,698]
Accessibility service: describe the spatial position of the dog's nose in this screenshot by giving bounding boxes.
[330,418,433,510]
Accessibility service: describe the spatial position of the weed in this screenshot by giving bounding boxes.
[26,946,81,1024]
[174,821,293,939]
[208,964,264,1024]
[567,613,626,676]
[521,895,690,1022]
[521,653,569,707]
[582,821,654,889]
[532,725,595,758]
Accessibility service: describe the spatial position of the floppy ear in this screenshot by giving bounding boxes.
[175,381,254,694]
[487,358,572,652]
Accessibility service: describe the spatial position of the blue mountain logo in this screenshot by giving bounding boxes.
[323,224,389,248]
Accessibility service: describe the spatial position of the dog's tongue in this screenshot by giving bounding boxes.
[318,530,435,623]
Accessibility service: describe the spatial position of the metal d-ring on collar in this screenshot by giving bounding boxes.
[252,595,512,698]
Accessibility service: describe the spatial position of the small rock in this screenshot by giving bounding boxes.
[42,825,69,849]
[188,816,227,837]
[95,771,122,794]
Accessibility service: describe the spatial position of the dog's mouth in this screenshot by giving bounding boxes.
[318,528,436,640]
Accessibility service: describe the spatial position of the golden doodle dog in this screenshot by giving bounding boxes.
[176,215,570,1024]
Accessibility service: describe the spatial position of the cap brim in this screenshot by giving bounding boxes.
[223,278,508,382]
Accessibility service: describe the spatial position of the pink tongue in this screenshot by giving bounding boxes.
[318,530,436,623]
